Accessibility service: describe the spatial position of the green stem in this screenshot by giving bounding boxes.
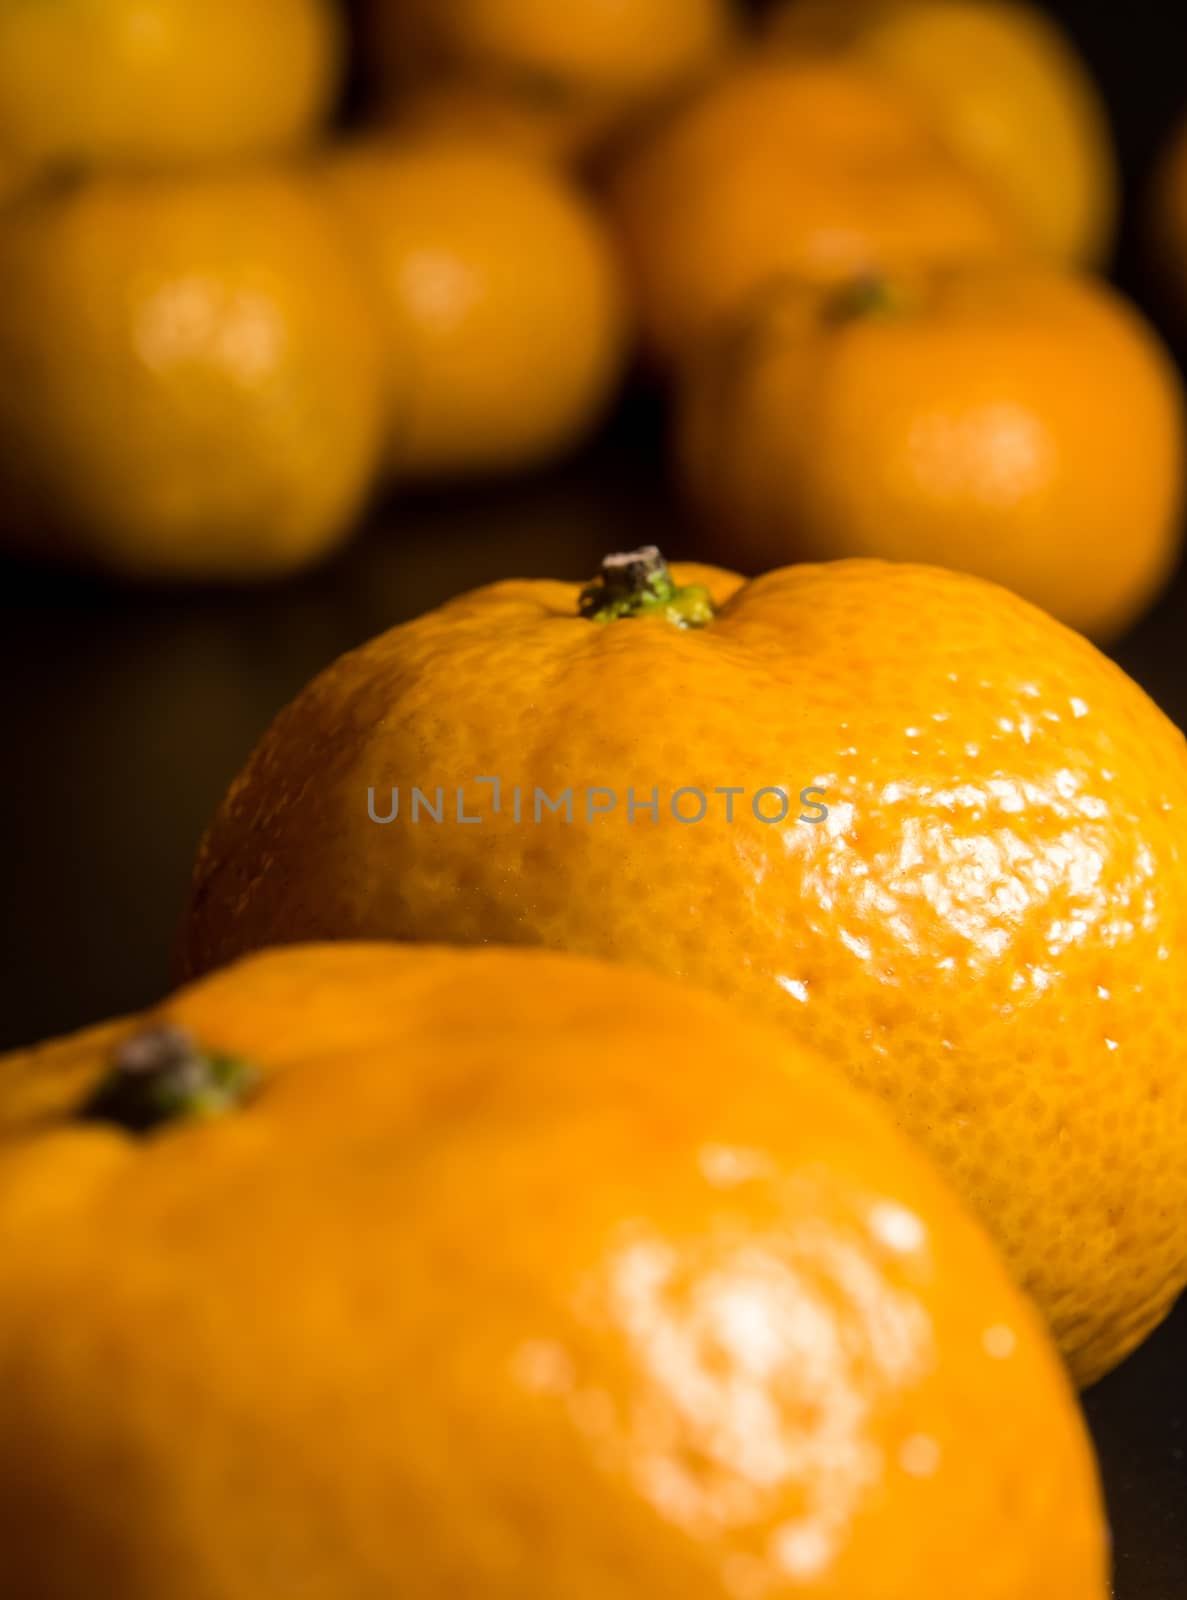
[578,547,714,629]
[79,1024,259,1134]
[825,272,915,324]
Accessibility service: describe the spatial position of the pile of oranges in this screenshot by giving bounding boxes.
[0,0,636,580]
[3,5,1187,1598]
[0,0,1182,638]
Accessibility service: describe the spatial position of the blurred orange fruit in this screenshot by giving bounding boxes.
[0,0,341,179]
[323,138,629,484]
[1149,113,1187,329]
[605,54,1025,366]
[0,942,1109,1597]
[768,0,1118,266]
[0,169,387,582]
[676,264,1185,642]
[361,0,741,164]
[183,554,1187,1386]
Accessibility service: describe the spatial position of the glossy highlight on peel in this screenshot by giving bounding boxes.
[0,943,1108,1598]
[183,557,1187,1386]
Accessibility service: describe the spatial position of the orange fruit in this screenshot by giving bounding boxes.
[0,156,22,207]
[767,0,1118,266]
[1149,113,1187,329]
[675,264,1186,643]
[0,0,341,178]
[0,168,388,582]
[323,137,629,484]
[183,553,1187,1387]
[361,0,741,164]
[604,54,1025,366]
[0,942,1108,1597]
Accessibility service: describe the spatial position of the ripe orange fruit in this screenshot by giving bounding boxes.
[184,553,1187,1387]
[604,54,1025,366]
[1149,113,1187,329]
[323,137,629,484]
[0,0,341,178]
[767,0,1118,266]
[675,264,1186,643]
[361,0,741,164]
[0,942,1108,1597]
[0,168,388,582]
[0,156,22,207]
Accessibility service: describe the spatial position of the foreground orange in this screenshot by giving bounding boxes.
[0,169,387,581]
[604,54,1023,365]
[184,555,1187,1386]
[0,0,340,186]
[0,943,1108,1597]
[323,138,629,483]
[767,0,1118,266]
[676,264,1185,642]
[362,0,740,163]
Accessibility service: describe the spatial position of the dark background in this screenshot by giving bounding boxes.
[1,1,1185,1591]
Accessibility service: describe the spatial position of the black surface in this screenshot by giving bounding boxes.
[1,0,1186,1592]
